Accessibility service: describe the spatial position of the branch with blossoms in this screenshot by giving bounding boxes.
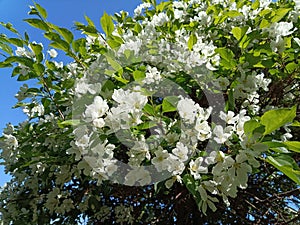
[0,0,300,224]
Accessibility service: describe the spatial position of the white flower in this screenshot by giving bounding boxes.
[198,106,212,122]
[255,73,271,91]
[152,148,170,172]
[269,22,295,37]
[212,152,235,176]
[112,89,131,104]
[174,8,184,19]
[143,66,161,84]
[228,153,252,189]
[84,96,109,121]
[218,77,230,90]
[270,36,285,53]
[75,134,90,148]
[118,39,142,55]
[103,159,118,176]
[15,47,26,56]
[165,175,182,189]
[213,125,232,144]
[127,92,148,109]
[172,142,189,162]
[195,120,212,141]
[54,61,63,69]
[151,12,169,26]
[15,47,34,58]
[75,78,98,96]
[167,155,185,175]
[177,97,200,123]
[3,134,18,149]
[93,118,105,128]
[219,111,238,124]
[173,1,187,9]
[295,0,300,9]
[124,166,151,186]
[47,49,58,58]
[189,157,208,179]
[134,2,151,16]
[31,104,44,116]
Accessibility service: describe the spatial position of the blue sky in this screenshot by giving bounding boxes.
[0,0,143,186]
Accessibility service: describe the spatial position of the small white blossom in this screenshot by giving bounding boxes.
[84,96,109,121]
[152,148,170,172]
[177,97,200,123]
[219,111,238,124]
[189,157,208,179]
[213,125,232,144]
[124,166,151,186]
[47,49,58,58]
[3,134,18,149]
[172,142,189,162]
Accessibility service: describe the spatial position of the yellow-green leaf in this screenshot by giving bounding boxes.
[34,3,48,19]
[261,105,297,135]
[100,12,114,36]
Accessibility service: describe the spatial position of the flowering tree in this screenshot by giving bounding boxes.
[0,0,300,224]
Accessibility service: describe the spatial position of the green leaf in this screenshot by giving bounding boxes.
[100,12,114,36]
[58,119,80,128]
[252,0,260,10]
[284,141,300,153]
[84,15,96,28]
[224,10,242,18]
[50,39,70,52]
[101,80,115,93]
[162,96,178,113]
[156,1,171,12]
[271,8,291,23]
[24,32,30,42]
[133,70,145,81]
[291,121,300,127]
[0,61,12,68]
[285,62,297,73]
[107,35,124,49]
[266,155,300,184]
[30,43,43,62]
[232,26,248,41]
[57,28,74,44]
[33,63,45,75]
[44,31,60,41]
[72,38,86,53]
[23,19,49,31]
[144,103,156,116]
[187,33,197,51]
[4,56,34,68]
[226,89,235,111]
[261,105,297,135]
[106,56,123,74]
[17,73,30,81]
[244,119,261,137]
[215,48,236,69]
[133,23,142,34]
[74,22,98,36]
[8,38,23,47]
[0,42,13,55]
[0,22,18,34]
[34,3,48,19]
[263,141,287,149]
[136,121,157,130]
[183,174,198,198]
[259,19,270,29]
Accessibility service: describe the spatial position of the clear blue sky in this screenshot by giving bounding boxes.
[0,0,143,186]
